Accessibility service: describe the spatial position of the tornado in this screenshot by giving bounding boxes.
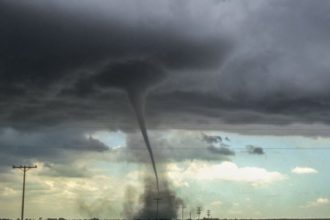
[128,90,159,193]
[92,59,164,193]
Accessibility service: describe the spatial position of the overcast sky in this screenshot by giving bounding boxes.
[1,0,330,219]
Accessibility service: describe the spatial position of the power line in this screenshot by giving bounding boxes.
[112,147,330,151]
[3,144,330,151]
[3,123,330,131]
[13,165,37,220]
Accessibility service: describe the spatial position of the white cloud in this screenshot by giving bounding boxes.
[316,198,329,205]
[303,197,329,208]
[210,200,223,208]
[0,187,17,197]
[291,166,318,174]
[167,161,286,187]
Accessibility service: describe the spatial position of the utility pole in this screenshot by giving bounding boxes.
[197,206,202,220]
[13,165,37,220]
[154,197,162,220]
[181,205,186,220]
[207,210,211,219]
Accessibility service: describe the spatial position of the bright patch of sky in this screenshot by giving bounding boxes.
[89,130,126,149]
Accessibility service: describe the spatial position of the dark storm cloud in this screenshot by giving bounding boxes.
[0,0,229,87]
[0,127,109,171]
[91,59,166,93]
[246,145,264,155]
[0,0,231,131]
[147,91,330,126]
[201,133,235,155]
[207,145,235,156]
[1,0,330,135]
[202,133,222,144]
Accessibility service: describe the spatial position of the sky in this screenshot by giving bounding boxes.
[1,0,330,219]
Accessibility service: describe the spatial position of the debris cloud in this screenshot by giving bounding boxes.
[126,176,183,220]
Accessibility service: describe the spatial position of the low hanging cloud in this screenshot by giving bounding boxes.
[166,161,286,187]
[291,166,318,175]
[202,133,223,144]
[246,145,264,155]
[0,127,110,172]
[207,145,235,156]
[303,197,329,208]
[202,133,235,155]
[109,130,235,163]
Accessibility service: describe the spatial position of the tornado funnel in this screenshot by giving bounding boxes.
[128,91,159,193]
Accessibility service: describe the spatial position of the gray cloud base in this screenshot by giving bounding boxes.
[1,0,330,133]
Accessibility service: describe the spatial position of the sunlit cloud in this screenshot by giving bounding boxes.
[291,167,318,175]
[167,161,286,187]
[302,197,329,208]
[210,200,223,208]
[0,187,17,197]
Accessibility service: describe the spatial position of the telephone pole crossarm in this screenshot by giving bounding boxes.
[13,165,37,171]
